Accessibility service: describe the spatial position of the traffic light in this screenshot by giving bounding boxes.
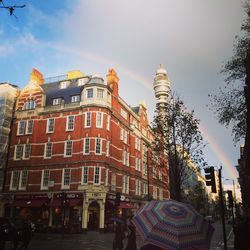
[204,167,217,193]
[227,190,233,207]
[115,192,121,206]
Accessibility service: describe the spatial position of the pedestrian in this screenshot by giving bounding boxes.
[113,222,125,250]
[125,218,137,250]
[18,218,33,250]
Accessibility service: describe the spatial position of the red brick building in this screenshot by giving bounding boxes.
[3,68,169,231]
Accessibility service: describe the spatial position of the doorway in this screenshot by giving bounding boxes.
[88,201,100,230]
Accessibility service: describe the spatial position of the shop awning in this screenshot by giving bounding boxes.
[51,199,82,207]
[119,202,134,209]
[108,200,134,209]
[12,199,49,208]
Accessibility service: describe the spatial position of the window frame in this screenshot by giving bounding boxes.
[83,137,90,155]
[94,166,100,185]
[17,120,25,136]
[10,170,19,190]
[46,118,55,133]
[19,170,28,190]
[97,88,104,98]
[86,88,94,98]
[23,144,31,159]
[71,95,80,103]
[64,140,73,157]
[85,112,91,128]
[96,112,103,128]
[82,166,88,185]
[44,142,52,159]
[25,120,34,135]
[52,98,62,106]
[15,144,23,160]
[62,168,71,189]
[95,138,102,155]
[41,169,50,190]
[66,115,75,131]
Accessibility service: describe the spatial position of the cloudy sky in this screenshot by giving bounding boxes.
[0,0,246,184]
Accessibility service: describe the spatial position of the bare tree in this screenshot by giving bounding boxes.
[0,0,26,19]
[152,92,206,201]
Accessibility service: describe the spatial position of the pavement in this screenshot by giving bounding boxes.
[3,226,234,250]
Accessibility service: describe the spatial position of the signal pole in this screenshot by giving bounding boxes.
[218,167,227,250]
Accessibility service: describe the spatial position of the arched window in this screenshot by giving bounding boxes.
[23,100,36,110]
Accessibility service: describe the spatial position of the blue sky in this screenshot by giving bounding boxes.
[0,0,246,185]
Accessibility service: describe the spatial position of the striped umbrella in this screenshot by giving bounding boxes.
[132,199,214,250]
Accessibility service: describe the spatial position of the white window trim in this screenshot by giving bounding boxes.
[46,118,55,133]
[71,95,80,103]
[44,142,52,159]
[93,166,101,185]
[97,88,104,98]
[86,88,94,98]
[106,140,110,157]
[18,170,28,191]
[17,121,25,136]
[14,144,23,160]
[85,112,92,128]
[23,144,31,160]
[105,169,109,186]
[96,112,103,128]
[95,138,102,155]
[81,166,89,185]
[106,115,110,131]
[52,98,62,105]
[10,170,19,191]
[64,140,73,157]
[41,169,50,190]
[62,168,71,189]
[83,138,90,155]
[25,120,33,135]
[66,115,75,131]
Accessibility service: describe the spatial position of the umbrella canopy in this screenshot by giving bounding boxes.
[132,199,214,250]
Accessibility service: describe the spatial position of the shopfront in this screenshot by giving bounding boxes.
[11,194,50,230]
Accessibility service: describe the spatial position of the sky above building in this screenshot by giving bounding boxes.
[0,0,246,188]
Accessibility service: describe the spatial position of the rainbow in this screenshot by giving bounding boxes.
[43,41,239,179]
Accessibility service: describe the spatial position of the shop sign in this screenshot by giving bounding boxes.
[54,193,82,199]
[15,194,49,200]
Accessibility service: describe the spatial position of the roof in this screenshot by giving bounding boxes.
[42,79,84,106]
[131,106,140,114]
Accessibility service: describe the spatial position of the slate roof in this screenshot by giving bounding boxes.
[131,106,140,114]
[42,78,84,106]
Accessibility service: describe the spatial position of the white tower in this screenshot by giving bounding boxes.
[153,64,170,105]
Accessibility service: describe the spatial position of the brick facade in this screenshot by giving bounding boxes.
[3,68,169,231]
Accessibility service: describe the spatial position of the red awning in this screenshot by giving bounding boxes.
[108,200,134,209]
[69,199,82,207]
[119,202,134,209]
[12,199,48,208]
[51,199,82,207]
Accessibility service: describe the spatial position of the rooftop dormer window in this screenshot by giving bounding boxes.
[78,78,88,86]
[23,100,36,110]
[60,81,70,89]
[52,98,62,105]
[71,95,80,103]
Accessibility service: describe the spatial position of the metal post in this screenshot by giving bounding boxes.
[219,167,227,250]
